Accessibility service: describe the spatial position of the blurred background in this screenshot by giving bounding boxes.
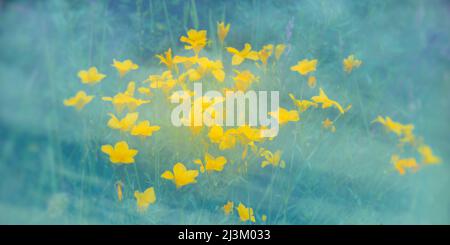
[0,0,449,224]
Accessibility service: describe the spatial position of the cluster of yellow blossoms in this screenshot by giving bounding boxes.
[373,116,441,175]
[64,21,441,222]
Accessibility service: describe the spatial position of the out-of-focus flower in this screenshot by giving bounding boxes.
[289,93,318,112]
[131,120,160,138]
[418,145,441,165]
[322,118,336,133]
[134,187,156,211]
[217,22,230,44]
[291,59,317,75]
[107,112,139,132]
[274,44,286,60]
[112,59,139,77]
[236,203,256,223]
[223,201,234,215]
[307,76,316,88]
[63,90,94,110]
[268,107,299,125]
[311,88,345,114]
[390,155,419,175]
[343,55,362,73]
[156,48,178,73]
[77,67,106,85]
[261,150,285,168]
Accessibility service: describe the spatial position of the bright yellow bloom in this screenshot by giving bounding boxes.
[63,91,94,110]
[155,48,178,72]
[390,155,419,175]
[233,70,258,91]
[102,82,150,112]
[208,125,238,150]
[261,150,285,168]
[418,145,441,165]
[274,44,286,60]
[236,203,256,223]
[134,187,156,211]
[291,59,317,75]
[161,162,199,188]
[268,107,299,125]
[258,44,274,66]
[107,112,139,132]
[193,152,228,173]
[372,116,414,137]
[77,67,106,85]
[204,153,228,172]
[289,93,318,112]
[131,120,160,137]
[223,201,234,215]
[116,182,123,201]
[322,118,336,133]
[307,76,317,88]
[227,43,259,66]
[311,88,345,114]
[343,55,362,73]
[180,29,208,54]
[187,57,225,82]
[217,22,230,43]
[236,125,264,145]
[112,59,139,77]
[101,141,138,164]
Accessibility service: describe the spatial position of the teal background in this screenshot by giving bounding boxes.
[0,0,449,224]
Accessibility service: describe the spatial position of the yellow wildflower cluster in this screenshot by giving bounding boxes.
[373,116,441,175]
[62,20,442,220]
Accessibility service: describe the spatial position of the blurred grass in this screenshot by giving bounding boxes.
[0,0,449,224]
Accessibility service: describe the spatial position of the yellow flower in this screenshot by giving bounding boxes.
[258,44,274,66]
[274,44,286,60]
[187,57,225,82]
[289,93,318,112]
[134,187,156,211]
[138,87,152,96]
[226,43,259,66]
[193,153,227,173]
[343,55,362,73]
[217,22,230,43]
[223,201,234,215]
[268,107,299,125]
[291,59,317,75]
[261,150,285,168]
[107,112,139,132]
[236,203,256,223]
[112,59,139,77]
[307,76,317,88]
[161,162,199,188]
[146,70,178,94]
[236,125,264,145]
[262,215,267,222]
[101,141,138,164]
[63,90,94,110]
[173,55,199,69]
[322,118,336,133]
[131,120,160,137]
[418,145,441,165]
[372,116,414,137]
[77,67,106,85]
[102,81,150,112]
[207,125,238,150]
[233,70,258,91]
[390,155,419,175]
[204,153,228,172]
[180,29,208,54]
[155,48,178,73]
[311,88,345,114]
[116,181,123,201]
